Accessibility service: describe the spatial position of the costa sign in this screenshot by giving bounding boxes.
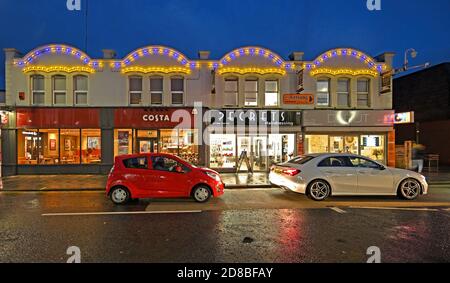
[115,108,195,128]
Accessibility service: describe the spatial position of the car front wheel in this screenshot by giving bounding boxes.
[110,186,131,205]
[398,179,421,200]
[192,186,212,203]
[307,180,331,201]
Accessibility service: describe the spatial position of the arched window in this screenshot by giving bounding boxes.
[316,78,330,106]
[357,78,370,107]
[74,75,88,105]
[337,78,350,107]
[244,77,258,107]
[31,75,45,105]
[150,76,163,105]
[224,77,238,107]
[170,77,184,105]
[129,76,143,105]
[52,75,67,105]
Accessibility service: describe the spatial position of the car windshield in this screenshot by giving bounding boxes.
[287,155,316,165]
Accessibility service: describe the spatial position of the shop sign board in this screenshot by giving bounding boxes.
[283,93,314,105]
[115,108,196,128]
[207,109,302,127]
[303,110,395,127]
[392,112,414,124]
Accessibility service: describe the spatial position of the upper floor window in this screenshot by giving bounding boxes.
[244,78,258,107]
[265,80,279,107]
[53,75,67,105]
[337,78,350,107]
[74,75,88,105]
[224,78,238,107]
[171,77,184,105]
[129,76,143,105]
[31,75,45,105]
[316,79,330,106]
[357,78,370,107]
[150,77,163,105]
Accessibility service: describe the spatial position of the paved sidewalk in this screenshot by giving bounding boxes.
[0,173,271,192]
[0,170,449,192]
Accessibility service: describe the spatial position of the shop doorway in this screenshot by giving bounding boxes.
[138,138,158,154]
[237,136,268,172]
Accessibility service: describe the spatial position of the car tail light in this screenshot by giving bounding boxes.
[282,168,301,176]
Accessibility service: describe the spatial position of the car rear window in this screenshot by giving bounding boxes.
[287,155,316,165]
[123,157,148,169]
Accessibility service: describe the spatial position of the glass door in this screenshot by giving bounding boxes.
[237,136,251,171]
[138,139,158,153]
[252,136,267,171]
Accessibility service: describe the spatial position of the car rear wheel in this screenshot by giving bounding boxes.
[307,180,331,201]
[398,179,421,200]
[110,186,130,205]
[192,186,212,203]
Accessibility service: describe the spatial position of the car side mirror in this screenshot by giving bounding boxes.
[378,165,386,170]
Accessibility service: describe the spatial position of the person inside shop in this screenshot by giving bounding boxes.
[412,143,426,173]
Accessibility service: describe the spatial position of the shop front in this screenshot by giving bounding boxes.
[301,110,396,166]
[113,107,203,166]
[206,109,301,173]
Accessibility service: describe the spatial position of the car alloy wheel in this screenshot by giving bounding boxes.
[400,179,421,200]
[111,187,130,204]
[309,180,330,201]
[193,186,211,203]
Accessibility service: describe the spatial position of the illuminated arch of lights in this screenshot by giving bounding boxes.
[13,44,102,69]
[217,46,295,71]
[110,46,195,70]
[304,48,387,73]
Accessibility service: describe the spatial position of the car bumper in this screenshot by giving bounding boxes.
[421,179,429,195]
[213,182,225,197]
[269,172,307,194]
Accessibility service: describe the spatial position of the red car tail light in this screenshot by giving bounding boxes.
[282,168,301,176]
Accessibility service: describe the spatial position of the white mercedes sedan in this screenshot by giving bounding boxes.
[269,153,428,201]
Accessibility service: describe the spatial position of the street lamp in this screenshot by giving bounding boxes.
[393,48,430,75]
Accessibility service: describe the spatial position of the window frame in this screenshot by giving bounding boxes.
[129,76,143,106]
[357,78,370,107]
[52,75,67,105]
[31,75,45,106]
[73,75,88,106]
[264,79,279,107]
[337,78,351,107]
[170,77,184,106]
[244,78,259,107]
[150,76,164,105]
[316,78,331,107]
[224,77,239,107]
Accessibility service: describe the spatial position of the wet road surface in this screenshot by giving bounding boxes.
[0,186,449,263]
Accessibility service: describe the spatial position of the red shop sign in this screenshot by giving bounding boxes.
[114,108,195,129]
[16,108,100,128]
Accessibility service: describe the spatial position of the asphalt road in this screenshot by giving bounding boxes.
[0,185,449,263]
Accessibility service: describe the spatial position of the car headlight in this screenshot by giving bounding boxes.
[204,171,221,182]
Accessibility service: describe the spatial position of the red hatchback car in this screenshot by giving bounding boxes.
[106,153,225,204]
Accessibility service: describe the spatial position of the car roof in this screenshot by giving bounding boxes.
[303,153,362,158]
[115,153,178,160]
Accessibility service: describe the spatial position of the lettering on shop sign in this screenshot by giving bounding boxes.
[207,110,301,127]
[66,0,81,11]
[66,246,81,263]
[367,246,381,263]
[142,114,171,122]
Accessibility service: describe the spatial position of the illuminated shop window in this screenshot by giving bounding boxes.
[224,78,238,107]
[209,134,236,169]
[129,76,143,105]
[305,135,329,154]
[357,78,370,107]
[178,129,199,165]
[268,134,295,165]
[60,129,81,164]
[265,80,279,107]
[244,79,258,107]
[337,78,350,107]
[150,77,163,105]
[360,135,385,163]
[53,75,67,105]
[316,79,330,106]
[31,75,45,105]
[74,75,88,105]
[114,129,134,157]
[171,77,184,105]
[18,129,42,165]
[82,129,101,164]
[159,129,179,155]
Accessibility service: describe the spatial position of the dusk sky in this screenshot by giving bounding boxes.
[1,0,449,89]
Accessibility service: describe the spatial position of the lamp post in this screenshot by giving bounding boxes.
[393,48,430,75]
